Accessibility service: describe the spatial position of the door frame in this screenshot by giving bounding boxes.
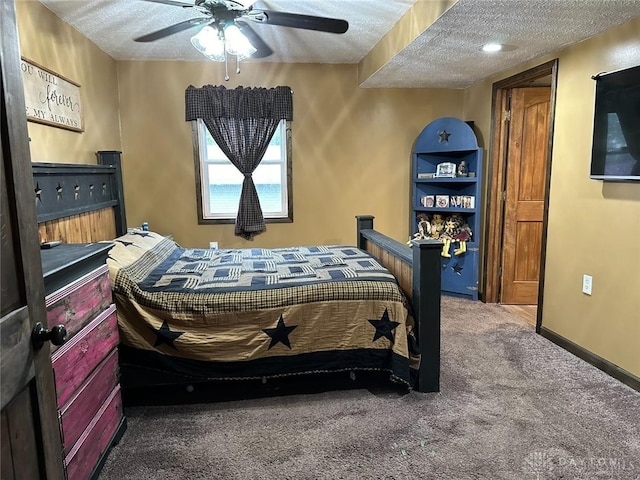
[482,59,558,332]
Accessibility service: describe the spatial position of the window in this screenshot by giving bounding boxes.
[194,119,292,223]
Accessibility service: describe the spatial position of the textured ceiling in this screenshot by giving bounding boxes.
[38,0,640,88]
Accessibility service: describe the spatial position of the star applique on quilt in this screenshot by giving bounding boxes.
[368,309,400,343]
[263,315,298,350]
[150,320,184,350]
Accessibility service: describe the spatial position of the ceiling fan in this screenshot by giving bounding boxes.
[134,0,349,61]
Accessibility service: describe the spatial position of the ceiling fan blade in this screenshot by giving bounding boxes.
[249,10,348,34]
[134,17,210,42]
[235,21,273,58]
[139,0,195,7]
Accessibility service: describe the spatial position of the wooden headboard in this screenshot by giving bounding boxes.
[34,151,127,244]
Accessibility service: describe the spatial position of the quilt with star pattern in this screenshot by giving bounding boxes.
[107,231,420,388]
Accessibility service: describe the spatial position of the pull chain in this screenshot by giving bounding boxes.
[224,51,230,81]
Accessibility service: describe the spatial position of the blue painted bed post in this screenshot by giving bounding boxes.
[356,215,441,393]
[97,150,127,237]
[356,215,375,250]
[412,239,442,392]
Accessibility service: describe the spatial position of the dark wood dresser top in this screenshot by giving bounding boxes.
[41,243,114,296]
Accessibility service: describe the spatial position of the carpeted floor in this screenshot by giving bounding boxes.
[98,296,640,480]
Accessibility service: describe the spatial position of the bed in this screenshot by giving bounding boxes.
[34,154,442,394]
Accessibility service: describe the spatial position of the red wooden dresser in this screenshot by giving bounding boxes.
[42,243,126,480]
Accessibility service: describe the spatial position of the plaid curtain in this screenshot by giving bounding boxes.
[185,85,293,239]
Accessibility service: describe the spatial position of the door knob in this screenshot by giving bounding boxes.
[32,322,67,350]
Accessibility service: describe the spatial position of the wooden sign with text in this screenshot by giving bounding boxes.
[21,58,84,132]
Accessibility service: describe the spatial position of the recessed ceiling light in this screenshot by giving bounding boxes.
[481,43,503,53]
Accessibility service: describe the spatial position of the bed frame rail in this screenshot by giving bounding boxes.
[356,215,441,393]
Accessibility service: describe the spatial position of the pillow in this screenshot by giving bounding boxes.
[105,230,171,281]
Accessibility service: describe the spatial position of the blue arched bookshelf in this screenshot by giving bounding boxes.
[411,117,483,300]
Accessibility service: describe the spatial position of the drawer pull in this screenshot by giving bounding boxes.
[32,322,67,349]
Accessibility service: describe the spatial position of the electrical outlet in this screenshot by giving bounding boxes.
[209,241,218,249]
[582,274,592,295]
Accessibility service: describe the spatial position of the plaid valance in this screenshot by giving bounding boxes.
[185,85,293,121]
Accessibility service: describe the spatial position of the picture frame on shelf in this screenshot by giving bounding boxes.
[421,195,435,207]
[435,162,456,178]
[435,195,449,208]
[450,195,462,208]
[462,195,475,209]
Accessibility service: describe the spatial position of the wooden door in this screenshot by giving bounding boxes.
[1,1,65,478]
[500,87,550,305]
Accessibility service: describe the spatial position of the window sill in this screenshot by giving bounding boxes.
[198,216,293,225]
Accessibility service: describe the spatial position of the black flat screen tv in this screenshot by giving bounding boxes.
[590,64,640,182]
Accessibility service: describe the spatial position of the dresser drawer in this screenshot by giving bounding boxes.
[51,305,118,407]
[45,264,113,352]
[59,348,120,455]
[64,385,123,480]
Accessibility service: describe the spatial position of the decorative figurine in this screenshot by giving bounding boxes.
[408,213,431,245]
[429,213,445,240]
[439,214,472,257]
[457,160,468,177]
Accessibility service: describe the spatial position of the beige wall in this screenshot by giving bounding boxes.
[463,17,640,378]
[16,2,639,378]
[116,60,463,248]
[16,0,122,164]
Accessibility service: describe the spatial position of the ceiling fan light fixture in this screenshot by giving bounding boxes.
[138,0,349,79]
[223,24,257,60]
[191,25,225,61]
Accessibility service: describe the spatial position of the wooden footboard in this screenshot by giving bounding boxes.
[356,215,442,392]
